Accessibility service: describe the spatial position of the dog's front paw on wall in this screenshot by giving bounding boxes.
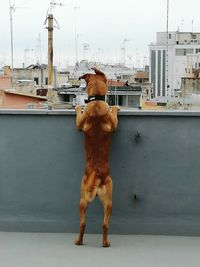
[75,105,81,113]
[112,106,120,111]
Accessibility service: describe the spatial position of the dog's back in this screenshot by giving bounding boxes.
[84,102,111,185]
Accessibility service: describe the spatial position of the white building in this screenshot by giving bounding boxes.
[149,31,200,98]
[67,60,134,80]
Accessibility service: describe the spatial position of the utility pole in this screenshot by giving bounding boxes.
[47,13,54,87]
[44,1,62,88]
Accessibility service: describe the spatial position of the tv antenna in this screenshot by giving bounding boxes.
[36,33,42,65]
[24,48,34,68]
[83,43,90,60]
[121,38,130,65]
[166,0,170,97]
[50,0,63,13]
[74,6,80,68]
[44,1,63,87]
[9,0,27,70]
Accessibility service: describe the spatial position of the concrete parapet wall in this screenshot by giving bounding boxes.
[0,109,200,235]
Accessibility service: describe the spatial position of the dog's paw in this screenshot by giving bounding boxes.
[112,106,120,112]
[75,105,81,112]
[102,240,110,247]
[75,239,83,246]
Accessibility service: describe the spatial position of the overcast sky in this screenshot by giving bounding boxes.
[1,0,200,68]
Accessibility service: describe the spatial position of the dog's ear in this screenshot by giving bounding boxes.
[91,67,107,83]
[91,67,104,75]
[79,74,87,80]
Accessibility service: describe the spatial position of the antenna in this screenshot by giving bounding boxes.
[122,38,130,65]
[74,6,80,68]
[44,1,63,87]
[166,0,169,97]
[181,18,184,32]
[24,48,34,67]
[9,0,27,85]
[83,43,90,60]
[9,0,14,71]
[50,0,63,14]
[36,33,42,65]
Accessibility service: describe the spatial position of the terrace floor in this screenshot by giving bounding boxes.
[0,232,200,267]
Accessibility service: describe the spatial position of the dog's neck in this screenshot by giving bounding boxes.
[85,95,106,104]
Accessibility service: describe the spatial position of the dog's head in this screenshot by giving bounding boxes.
[79,68,107,96]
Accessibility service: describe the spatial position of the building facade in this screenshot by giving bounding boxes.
[3,64,68,89]
[149,31,200,98]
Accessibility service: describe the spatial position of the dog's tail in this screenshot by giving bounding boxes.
[87,170,96,192]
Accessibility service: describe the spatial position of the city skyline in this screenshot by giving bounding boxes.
[1,0,200,68]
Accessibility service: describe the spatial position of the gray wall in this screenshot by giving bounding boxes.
[0,110,200,236]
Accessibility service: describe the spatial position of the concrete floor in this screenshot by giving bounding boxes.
[0,232,200,267]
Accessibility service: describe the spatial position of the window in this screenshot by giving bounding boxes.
[45,77,48,85]
[196,49,200,54]
[194,63,200,68]
[176,49,184,56]
[192,34,197,39]
[187,48,193,54]
[176,48,193,56]
[169,34,172,39]
[34,77,39,85]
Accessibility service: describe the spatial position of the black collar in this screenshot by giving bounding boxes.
[85,95,106,104]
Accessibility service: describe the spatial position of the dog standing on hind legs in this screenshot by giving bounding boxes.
[75,67,119,247]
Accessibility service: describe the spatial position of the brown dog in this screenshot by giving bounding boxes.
[75,67,119,247]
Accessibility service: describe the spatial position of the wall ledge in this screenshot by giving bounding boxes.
[1,108,200,116]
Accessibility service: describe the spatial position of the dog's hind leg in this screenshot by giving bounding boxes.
[98,176,113,247]
[75,175,96,246]
[102,200,112,247]
[75,197,88,245]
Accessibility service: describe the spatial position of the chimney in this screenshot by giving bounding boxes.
[3,66,11,76]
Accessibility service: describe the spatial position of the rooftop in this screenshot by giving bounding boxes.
[1,109,200,267]
[1,232,200,267]
[4,89,47,100]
